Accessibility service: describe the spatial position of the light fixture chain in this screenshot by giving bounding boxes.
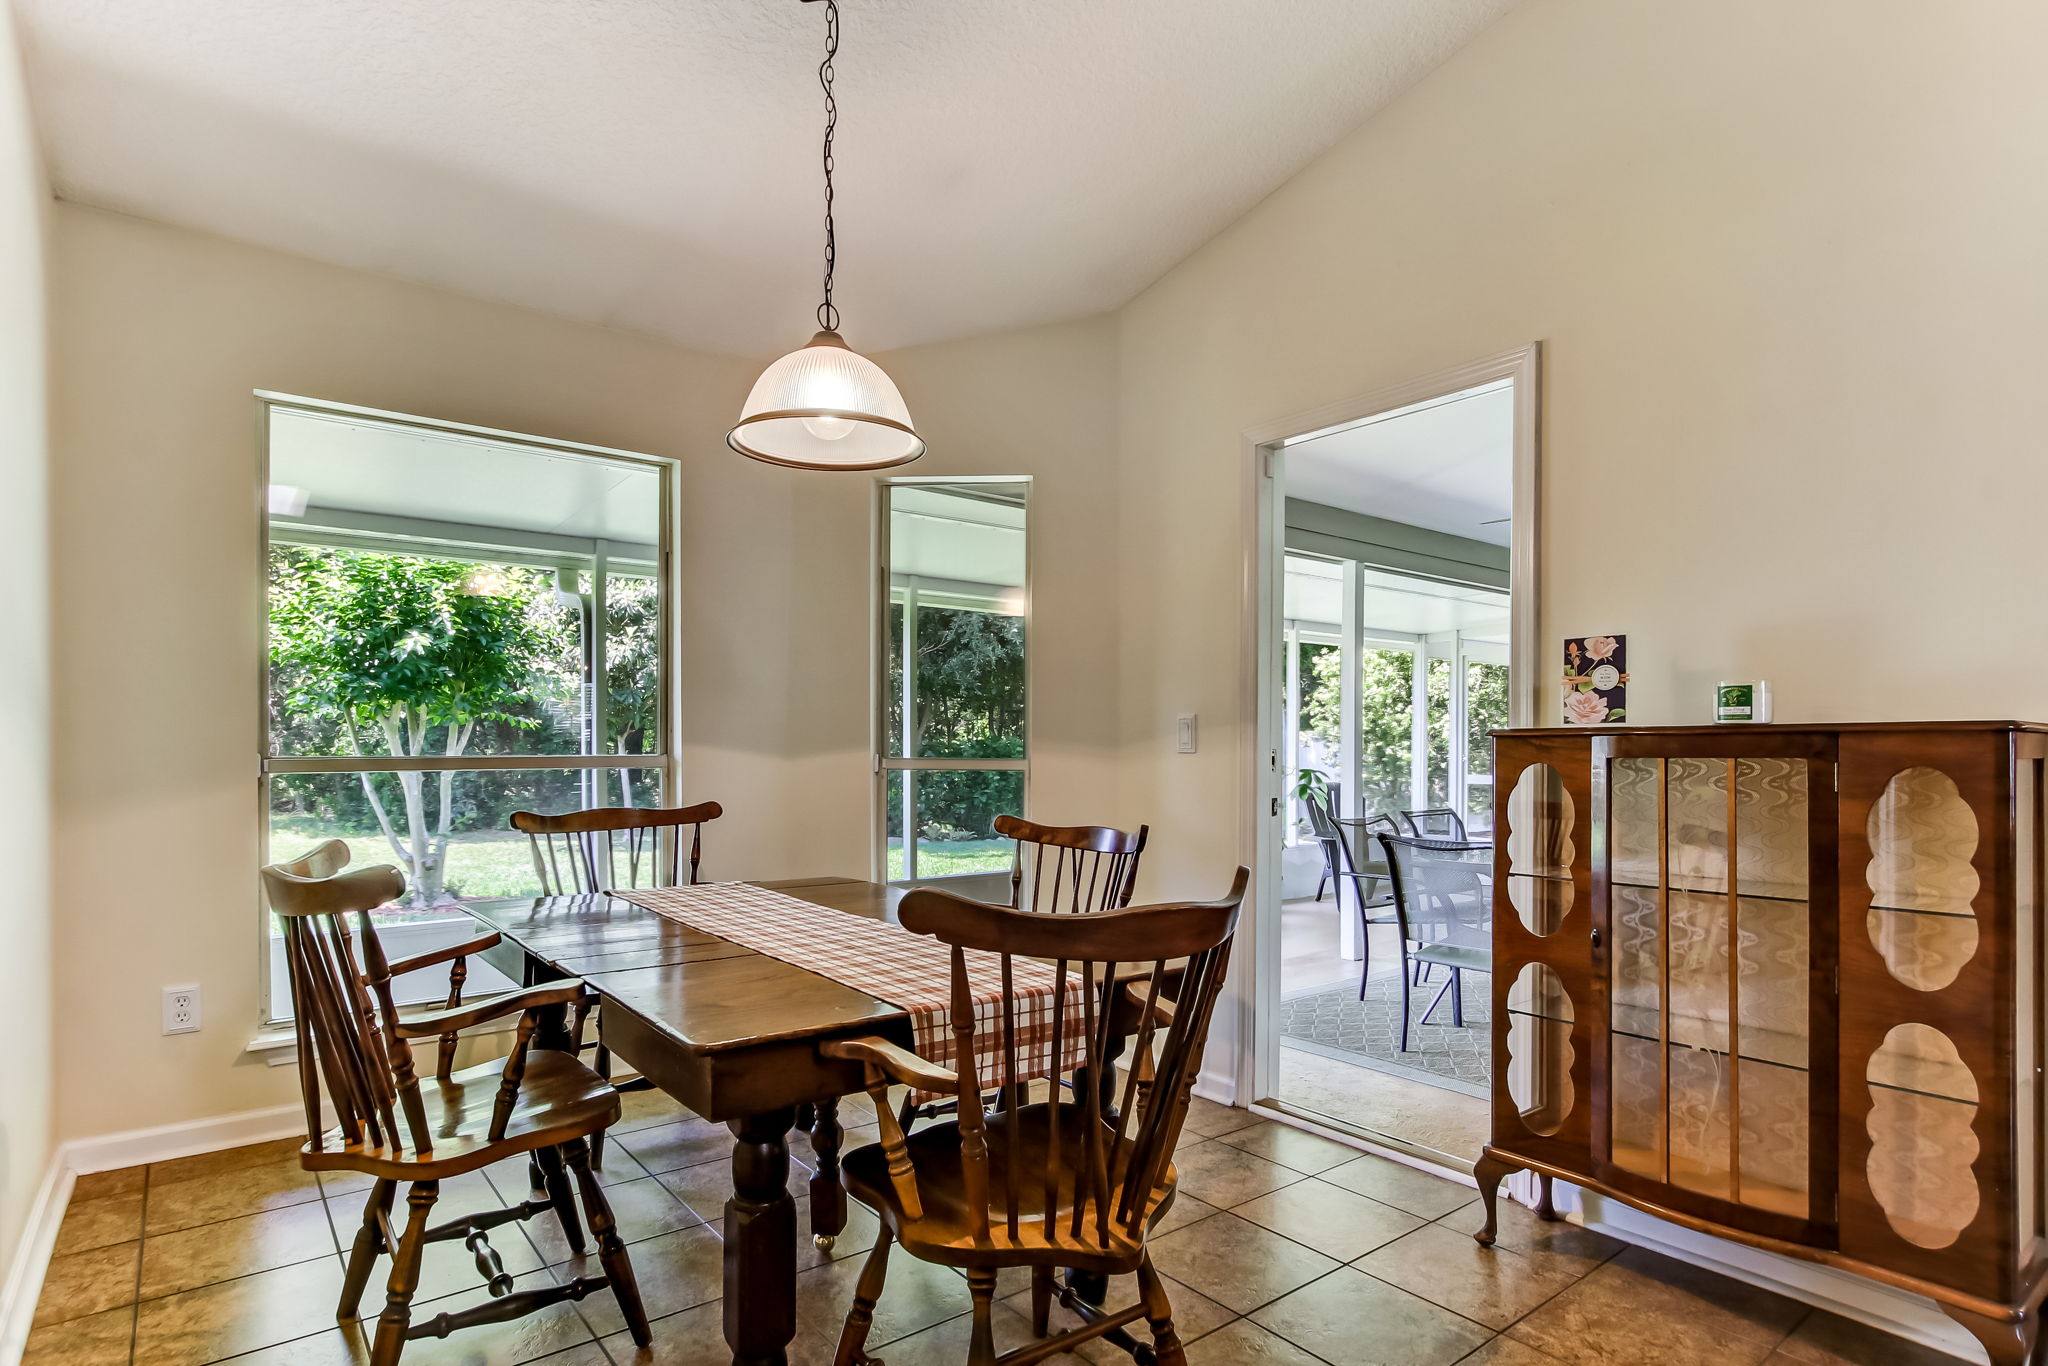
[817,0,839,334]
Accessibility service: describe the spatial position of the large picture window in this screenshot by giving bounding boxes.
[260,395,672,1020]
[879,481,1028,884]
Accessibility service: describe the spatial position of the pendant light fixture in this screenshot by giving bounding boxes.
[728,0,924,470]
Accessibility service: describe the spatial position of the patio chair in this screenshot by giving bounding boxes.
[1397,806,1469,840]
[1304,793,1404,997]
[1376,833,1493,1051]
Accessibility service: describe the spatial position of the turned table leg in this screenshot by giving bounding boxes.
[808,1097,846,1252]
[726,1107,799,1366]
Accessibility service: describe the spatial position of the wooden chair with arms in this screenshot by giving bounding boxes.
[994,814,1149,915]
[265,840,651,1365]
[823,868,1248,1366]
[508,800,723,1163]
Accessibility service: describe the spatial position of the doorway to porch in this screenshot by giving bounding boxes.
[1254,356,1537,1168]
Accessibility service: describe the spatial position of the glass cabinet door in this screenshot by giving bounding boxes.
[1605,751,1817,1222]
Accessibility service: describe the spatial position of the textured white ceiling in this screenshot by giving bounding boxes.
[17,0,1515,356]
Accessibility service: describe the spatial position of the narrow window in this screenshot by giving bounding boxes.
[878,480,1028,888]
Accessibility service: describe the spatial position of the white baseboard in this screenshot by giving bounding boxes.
[61,1103,304,1177]
[0,1160,72,1366]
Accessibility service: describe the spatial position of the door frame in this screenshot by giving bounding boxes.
[1234,343,1543,1153]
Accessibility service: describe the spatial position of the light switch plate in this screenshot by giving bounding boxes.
[1176,714,1197,754]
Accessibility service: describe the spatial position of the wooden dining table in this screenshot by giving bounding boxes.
[465,875,1139,1366]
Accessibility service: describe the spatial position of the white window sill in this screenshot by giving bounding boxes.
[247,1002,522,1067]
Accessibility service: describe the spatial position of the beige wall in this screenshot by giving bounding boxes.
[0,7,51,1292]
[1115,0,2048,908]
[47,204,794,1139]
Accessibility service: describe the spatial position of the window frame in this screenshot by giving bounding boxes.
[873,476,1032,886]
[255,391,679,1024]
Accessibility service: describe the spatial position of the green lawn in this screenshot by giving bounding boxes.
[884,838,1011,881]
[272,820,1016,901]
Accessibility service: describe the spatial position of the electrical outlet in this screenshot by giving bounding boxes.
[163,984,201,1035]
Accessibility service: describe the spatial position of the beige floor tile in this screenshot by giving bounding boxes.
[138,1197,340,1300]
[562,1222,724,1337]
[601,1299,839,1366]
[792,1193,882,1269]
[1151,1191,1223,1237]
[614,1118,737,1175]
[71,1168,145,1202]
[1170,1140,1309,1209]
[1184,1318,1329,1365]
[1001,1268,1237,1364]
[1503,1245,1804,1366]
[1434,1197,1623,1276]
[1181,1097,1266,1139]
[795,1243,974,1348]
[143,1163,324,1236]
[54,1194,145,1256]
[518,1175,703,1263]
[653,1152,807,1220]
[864,1299,1059,1366]
[33,1241,139,1328]
[1456,1337,1569,1365]
[1214,1120,1365,1175]
[1147,1212,1340,1315]
[147,1139,306,1188]
[1230,1177,1426,1261]
[1768,1308,1974,1366]
[528,1346,613,1366]
[1353,1223,1582,1331]
[1275,1046,1490,1163]
[609,1087,690,1135]
[1319,1154,1475,1219]
[130,1254,347,1366]
[210,1269,594,1365]
[1250,1265,1491,1366]
[19,1303,134,1366]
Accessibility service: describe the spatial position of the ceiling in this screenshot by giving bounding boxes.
[16,0,1516,357]
[1285,556,1508,641]
[1286,380,1514,546]
[269,407,661,550]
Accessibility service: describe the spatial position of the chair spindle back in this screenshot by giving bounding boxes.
[993,814,1149,915]
[887,869,1246,1252]
[262,840,425,1161]
[510,801,724,894]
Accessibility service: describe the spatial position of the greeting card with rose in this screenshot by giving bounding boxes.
[1563,634,1627,724]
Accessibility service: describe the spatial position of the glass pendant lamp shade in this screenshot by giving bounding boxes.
[727,330,924,470]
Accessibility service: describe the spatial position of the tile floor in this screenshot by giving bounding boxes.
[24,1090,1971,1366]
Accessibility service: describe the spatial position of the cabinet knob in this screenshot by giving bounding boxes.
[1590,927,1603,949]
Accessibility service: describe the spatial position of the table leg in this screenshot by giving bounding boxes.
[726,1107,798,1366]
[808,1098,846,1251]
[1065,1027,1127,1307]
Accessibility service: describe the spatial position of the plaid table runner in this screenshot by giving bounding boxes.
[611,882,1086,1094]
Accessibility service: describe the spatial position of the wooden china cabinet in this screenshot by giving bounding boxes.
[1475,723,2048,1365]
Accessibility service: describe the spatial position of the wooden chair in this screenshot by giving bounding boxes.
[264,840,651,1365]
[994,814,1148,914]
[899,815,1151,1133]
[507,800,723,1162]
[823,868,1248,1366]
[509,799,724,894]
